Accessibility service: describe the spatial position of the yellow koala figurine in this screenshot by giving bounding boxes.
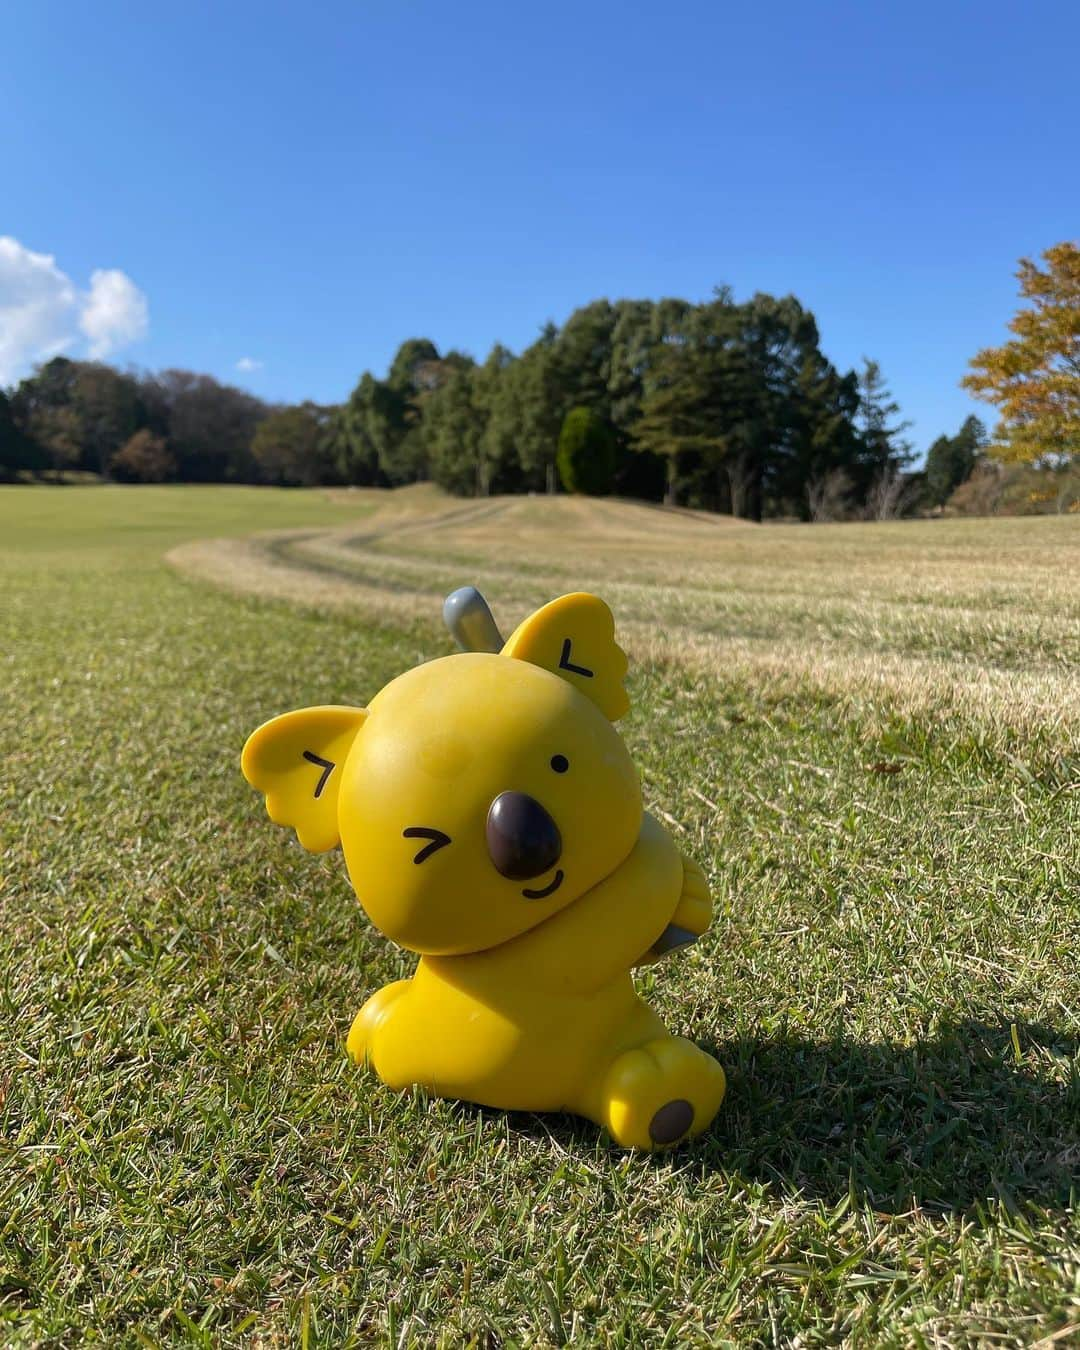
[242,589,725,1148]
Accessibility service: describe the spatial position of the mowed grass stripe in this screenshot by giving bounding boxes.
[1,484,1078,1346]
[170,489,1080,746]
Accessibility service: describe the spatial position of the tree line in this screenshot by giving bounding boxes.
[0,286,1004,518]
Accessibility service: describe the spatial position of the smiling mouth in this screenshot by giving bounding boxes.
[522,869,564,900]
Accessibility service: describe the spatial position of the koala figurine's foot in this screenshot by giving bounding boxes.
[597,1036,726,1150]
[346,979,410,1067]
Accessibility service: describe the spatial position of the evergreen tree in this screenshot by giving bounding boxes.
[924,415,987,505]
[856,359,913,482]
[0,389,39,479]
[787,350,861,518]
[734,293,821,519]
[329,402,379,485]
[510,326,564,492]
[606,299,665,498]
[425,366,488,495]
[475,344,523,493]
[344,371,409,483]
[366,337,469,483]
[387,338,441,395]
[629,297,709,506]
[632,292,816,517]
[608,299,658,436]
[556,301,616,417]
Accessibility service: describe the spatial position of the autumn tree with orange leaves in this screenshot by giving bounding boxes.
[963,242,1080,467]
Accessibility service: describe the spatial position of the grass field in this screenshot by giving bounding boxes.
[2,484,1078,1347]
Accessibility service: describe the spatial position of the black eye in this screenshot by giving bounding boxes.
[403,827,452,863]
[550,755,569,774]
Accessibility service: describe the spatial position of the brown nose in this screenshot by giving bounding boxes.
[486,792,562,880]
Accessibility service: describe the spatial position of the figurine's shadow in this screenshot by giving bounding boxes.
[499,1019,1080,1214]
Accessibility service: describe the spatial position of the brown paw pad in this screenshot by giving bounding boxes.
[648,1098,694,1145]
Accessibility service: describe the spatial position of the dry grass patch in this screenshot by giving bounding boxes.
[170,491,1080,742]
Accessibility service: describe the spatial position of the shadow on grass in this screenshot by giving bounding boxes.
[498,1019,1079,1213]
[701,1018,1080,1212]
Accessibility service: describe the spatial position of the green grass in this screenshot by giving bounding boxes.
[2,486,1078,1346]
[0,482,378,556]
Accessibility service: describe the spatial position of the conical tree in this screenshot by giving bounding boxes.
[557,407,616,495]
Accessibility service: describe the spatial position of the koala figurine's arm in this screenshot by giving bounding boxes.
[635,852,714,965]
[672,854,713,934]
[488,811,685,995]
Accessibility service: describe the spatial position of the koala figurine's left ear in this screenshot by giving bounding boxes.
[241,706,368,852]
[501,592,630,721]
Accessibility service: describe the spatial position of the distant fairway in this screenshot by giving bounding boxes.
[2,484,1078,1346]
[173,485,1080,741]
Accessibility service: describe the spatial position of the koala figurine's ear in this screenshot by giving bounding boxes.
[241,706,367,853]
[501,592,630,720]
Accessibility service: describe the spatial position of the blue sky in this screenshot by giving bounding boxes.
[4,0,1078,455]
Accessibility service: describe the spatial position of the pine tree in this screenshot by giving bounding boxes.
[855,358,913,498]
[924,415,987,505]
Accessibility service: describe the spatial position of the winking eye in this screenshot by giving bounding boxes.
[403,827,452,864]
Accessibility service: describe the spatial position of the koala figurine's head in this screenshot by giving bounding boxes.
[242,592,642,955]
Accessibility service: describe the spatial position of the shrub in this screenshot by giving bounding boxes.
[806,468,853,522]
[109,430,176,483]
[946,460,1080,516]
[556,407,616,496]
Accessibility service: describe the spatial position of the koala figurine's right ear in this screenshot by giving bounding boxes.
[241,706,367,853]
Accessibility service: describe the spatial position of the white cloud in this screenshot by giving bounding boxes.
[235,356,263,373]
[0,237,77,385]
[0,235,149,385]
[79,268,149,359]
